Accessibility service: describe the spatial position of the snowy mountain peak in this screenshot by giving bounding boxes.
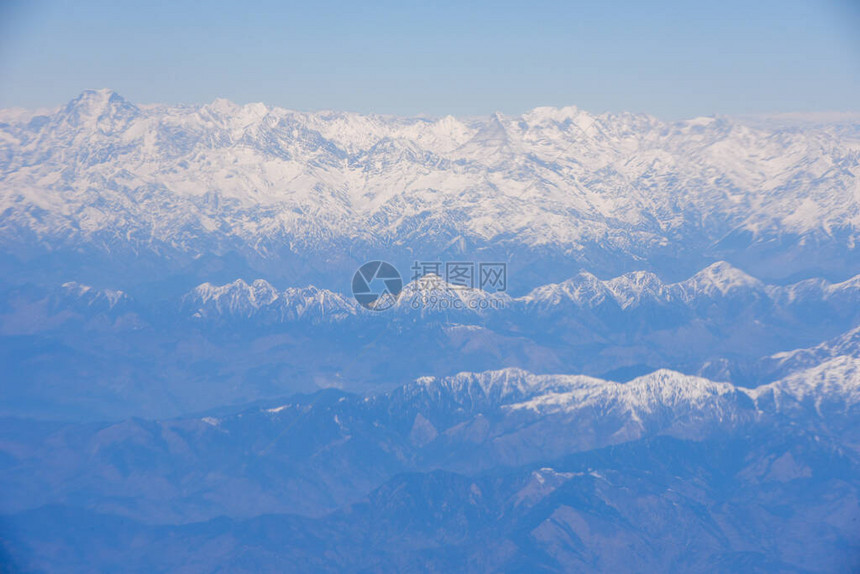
[524,105,582,124]
[62,89,138,124]
[504,368,749,419]
[677,261,762,298]
[605,270,666,308]
[405,367,601,410]
[521,271,610,307]
[624,369,742,403]
[757,355,860,409]
[395,273,512,313]
[66,88,122,108]
[205,97,241,115]
[184,279,356,321]
[458,112,512,154]
[191,278,278,304]
[280,285,358,320]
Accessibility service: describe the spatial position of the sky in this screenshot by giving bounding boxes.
[1,0,859,119]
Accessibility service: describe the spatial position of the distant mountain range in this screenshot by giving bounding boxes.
[3,357,859,572]
[1,90,859,289]
[182,260,860,322]
[0,261,858,421]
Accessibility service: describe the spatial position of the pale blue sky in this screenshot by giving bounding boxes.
[1,0,859,118]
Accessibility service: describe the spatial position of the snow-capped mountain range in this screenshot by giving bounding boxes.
[2,260,857,421]
[180,261,860,321]
[185,279,357,322]
[3,91,860,571]
[3,358,857,529]
[2,89,859,288]
[6,357,859,571]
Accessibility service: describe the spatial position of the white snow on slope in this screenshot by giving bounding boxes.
[411,358,860,420]
[2,90,859,257]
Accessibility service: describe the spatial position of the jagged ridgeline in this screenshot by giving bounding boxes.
[1,261,859,420]
[3,364,860,571]
[1,89,859,291]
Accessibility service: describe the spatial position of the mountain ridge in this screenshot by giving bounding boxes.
[2,90,859,286]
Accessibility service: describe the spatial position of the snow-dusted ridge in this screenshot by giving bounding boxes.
[182,261,860,320]
[185,278,357,322]
[398,359,860,420]
[762,324,860,377]
[521,260,860,311]
[1,90,859,280]
[252,357,860,462]
[756,355,860,412]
